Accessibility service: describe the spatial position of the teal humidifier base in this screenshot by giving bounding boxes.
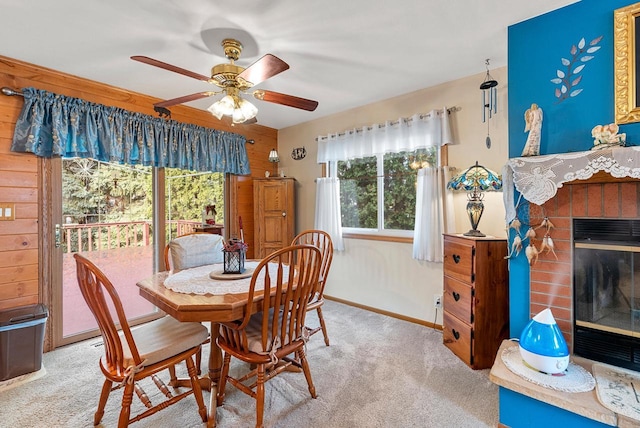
[519,308,570,374]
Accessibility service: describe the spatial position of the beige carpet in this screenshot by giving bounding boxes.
[0,366,47,393]
[0,300,499,427]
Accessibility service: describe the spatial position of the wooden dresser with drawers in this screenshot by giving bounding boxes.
[442,234,509,369]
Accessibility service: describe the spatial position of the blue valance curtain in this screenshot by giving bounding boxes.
[10,87,250,174]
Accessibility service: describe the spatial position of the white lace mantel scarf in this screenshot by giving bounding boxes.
[164,261,290,295]
[504,146,640,220]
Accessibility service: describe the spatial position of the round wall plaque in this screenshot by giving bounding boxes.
[291,147,306,160]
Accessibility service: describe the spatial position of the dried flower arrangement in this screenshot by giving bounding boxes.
[222,239,248,252]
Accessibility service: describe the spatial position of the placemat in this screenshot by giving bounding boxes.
[501,345,595,393]
[164,261,289,295]
[593,362,640,421]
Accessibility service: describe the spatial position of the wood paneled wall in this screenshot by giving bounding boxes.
[0,55,277,311]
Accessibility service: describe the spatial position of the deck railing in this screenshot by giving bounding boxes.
[62,220,201,253]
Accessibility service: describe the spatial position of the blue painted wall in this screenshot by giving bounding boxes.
[507,0,640,338]
[499,388,612,428]
[497,4,640,425]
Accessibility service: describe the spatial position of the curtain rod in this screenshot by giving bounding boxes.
[315,106,460,142]
[1,87,23,97]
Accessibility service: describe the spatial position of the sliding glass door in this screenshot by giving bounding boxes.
[50,160,227,347]
[53,158,160,346]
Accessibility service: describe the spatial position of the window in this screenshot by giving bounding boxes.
[334,147,438,236]
[165,168,225,239]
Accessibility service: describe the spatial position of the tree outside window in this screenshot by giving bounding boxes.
[336,147,437,234]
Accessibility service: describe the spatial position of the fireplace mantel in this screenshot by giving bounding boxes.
[505,146,640,206]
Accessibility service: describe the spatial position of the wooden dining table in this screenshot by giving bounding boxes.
[136,262,269,427]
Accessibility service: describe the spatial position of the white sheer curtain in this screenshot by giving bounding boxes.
[315,107,453,256]
[314,177,345,251]
[317,108,452,162]
[413,167,455,262]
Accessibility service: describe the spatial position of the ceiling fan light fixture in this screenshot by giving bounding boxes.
[133,37,318,124]
[232,106,250,124]
[208,94,235,119]
[231,98,257,123]
[238,98,258,118]
[208,85,257,124]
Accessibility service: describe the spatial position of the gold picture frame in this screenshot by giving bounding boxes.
[615,2,640,124]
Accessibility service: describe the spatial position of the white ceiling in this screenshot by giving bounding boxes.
[0,0,577,130]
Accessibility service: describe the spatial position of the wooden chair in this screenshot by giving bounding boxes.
[216,244,322,428]
[291,230,334,346]
[163,232,222,380]
[74,254,208,428]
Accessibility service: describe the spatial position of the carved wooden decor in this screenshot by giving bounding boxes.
[614,2,640,124]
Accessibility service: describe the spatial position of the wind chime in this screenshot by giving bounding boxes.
[480,59,498,149]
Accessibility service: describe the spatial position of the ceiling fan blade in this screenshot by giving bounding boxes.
[131,55,211,82]
[254,90,318,111]
[237,54,289,86]
[154,92,216,108]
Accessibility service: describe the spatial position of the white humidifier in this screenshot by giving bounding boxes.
[519,308,570,374]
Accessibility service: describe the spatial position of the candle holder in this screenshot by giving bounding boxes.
[223,239,248,274]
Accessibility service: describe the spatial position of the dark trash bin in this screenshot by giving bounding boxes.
[0,304,48,381]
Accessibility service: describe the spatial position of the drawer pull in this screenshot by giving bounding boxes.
[452,329,460,340]
[452,254,461,263]
[452,291,460,301]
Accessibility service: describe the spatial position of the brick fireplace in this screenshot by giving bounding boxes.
[528,175,640,351]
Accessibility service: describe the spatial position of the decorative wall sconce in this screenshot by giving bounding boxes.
[480,59,498,149]
[268,148,280,177]
[447,161,502,237]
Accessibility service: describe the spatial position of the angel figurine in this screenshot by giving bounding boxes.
[521,103,543,157]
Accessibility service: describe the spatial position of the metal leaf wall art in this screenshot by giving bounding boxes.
[551,35,602,104]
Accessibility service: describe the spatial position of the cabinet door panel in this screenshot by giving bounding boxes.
[253,178,295,258]
[443,276,473,324]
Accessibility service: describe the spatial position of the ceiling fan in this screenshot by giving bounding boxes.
[131,38,319,124]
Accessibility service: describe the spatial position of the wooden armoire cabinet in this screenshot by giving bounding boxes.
[442,234,509,369]
[253,178,296,259]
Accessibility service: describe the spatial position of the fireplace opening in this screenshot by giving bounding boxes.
[573,218,640,371]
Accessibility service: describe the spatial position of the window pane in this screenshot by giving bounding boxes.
[337,157,377,228]
[335,147,437,233]
[165,169,225,239]
[61,159,155,337]
[383,152,416,230]
[383,148,437,231]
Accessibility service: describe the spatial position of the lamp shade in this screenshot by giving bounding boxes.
[447,161,502,237]
[269,149,280,163]
[446,161,502,192]
[207,92,258,124]
[207,95,235,119]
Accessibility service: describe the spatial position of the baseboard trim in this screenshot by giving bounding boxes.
[325,295,443,331]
